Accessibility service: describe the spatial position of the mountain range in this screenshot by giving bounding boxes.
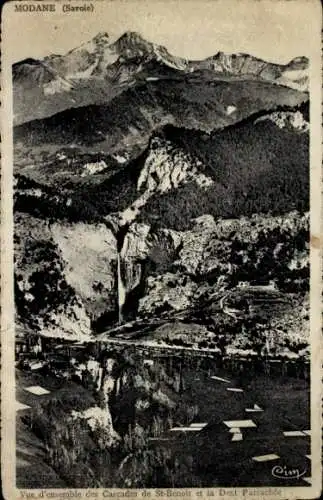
[14,32,310,357]
[13,31,309,125]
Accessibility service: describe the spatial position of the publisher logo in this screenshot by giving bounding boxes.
[272,465,306,480]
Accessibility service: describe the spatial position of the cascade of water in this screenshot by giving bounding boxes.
[117,251,126,324]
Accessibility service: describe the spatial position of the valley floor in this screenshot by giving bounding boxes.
[150,369,311,487]
[16,347,311,489]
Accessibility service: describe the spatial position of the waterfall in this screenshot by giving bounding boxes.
[117,251,126,324]
[115,378,121,396]
[114,221,145,325]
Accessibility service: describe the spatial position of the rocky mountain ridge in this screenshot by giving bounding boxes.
[14,34,310,358]
[13,31,309,125]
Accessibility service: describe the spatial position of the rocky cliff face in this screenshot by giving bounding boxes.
[14,214,117,337]
[109,137,213,226]
[190,53,308,91]
[13,33,310,356]
[15,202,309,354]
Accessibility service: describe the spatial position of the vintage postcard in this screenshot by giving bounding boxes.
[1,0,322,498]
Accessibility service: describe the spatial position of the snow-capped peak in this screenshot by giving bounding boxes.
[116,31,148,45]
[92,32,110,44]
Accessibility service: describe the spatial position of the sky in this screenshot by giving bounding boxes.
[3,0,320,64]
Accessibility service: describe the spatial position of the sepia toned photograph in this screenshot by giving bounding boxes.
[1,0,322,497]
